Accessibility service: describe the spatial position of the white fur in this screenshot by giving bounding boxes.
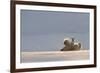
[74,42,79,45]
[64,38,72,43]
[74,42,81,48]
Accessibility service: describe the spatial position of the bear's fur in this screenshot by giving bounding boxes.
[61,38,81,51]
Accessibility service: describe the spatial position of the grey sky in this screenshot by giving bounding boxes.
[20,9,90,52]
[21,10,89,35]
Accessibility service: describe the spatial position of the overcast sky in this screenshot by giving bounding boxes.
[21,10,89,35]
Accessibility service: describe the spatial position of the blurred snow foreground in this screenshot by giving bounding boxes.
[61,37,81,51]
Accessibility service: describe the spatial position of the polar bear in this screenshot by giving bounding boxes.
[60,38,81,51]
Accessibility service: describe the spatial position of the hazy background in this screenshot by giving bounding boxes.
[20,9,90,52]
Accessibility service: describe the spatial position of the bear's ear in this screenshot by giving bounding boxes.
[78,43,81,48]
[72,38,74,42]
